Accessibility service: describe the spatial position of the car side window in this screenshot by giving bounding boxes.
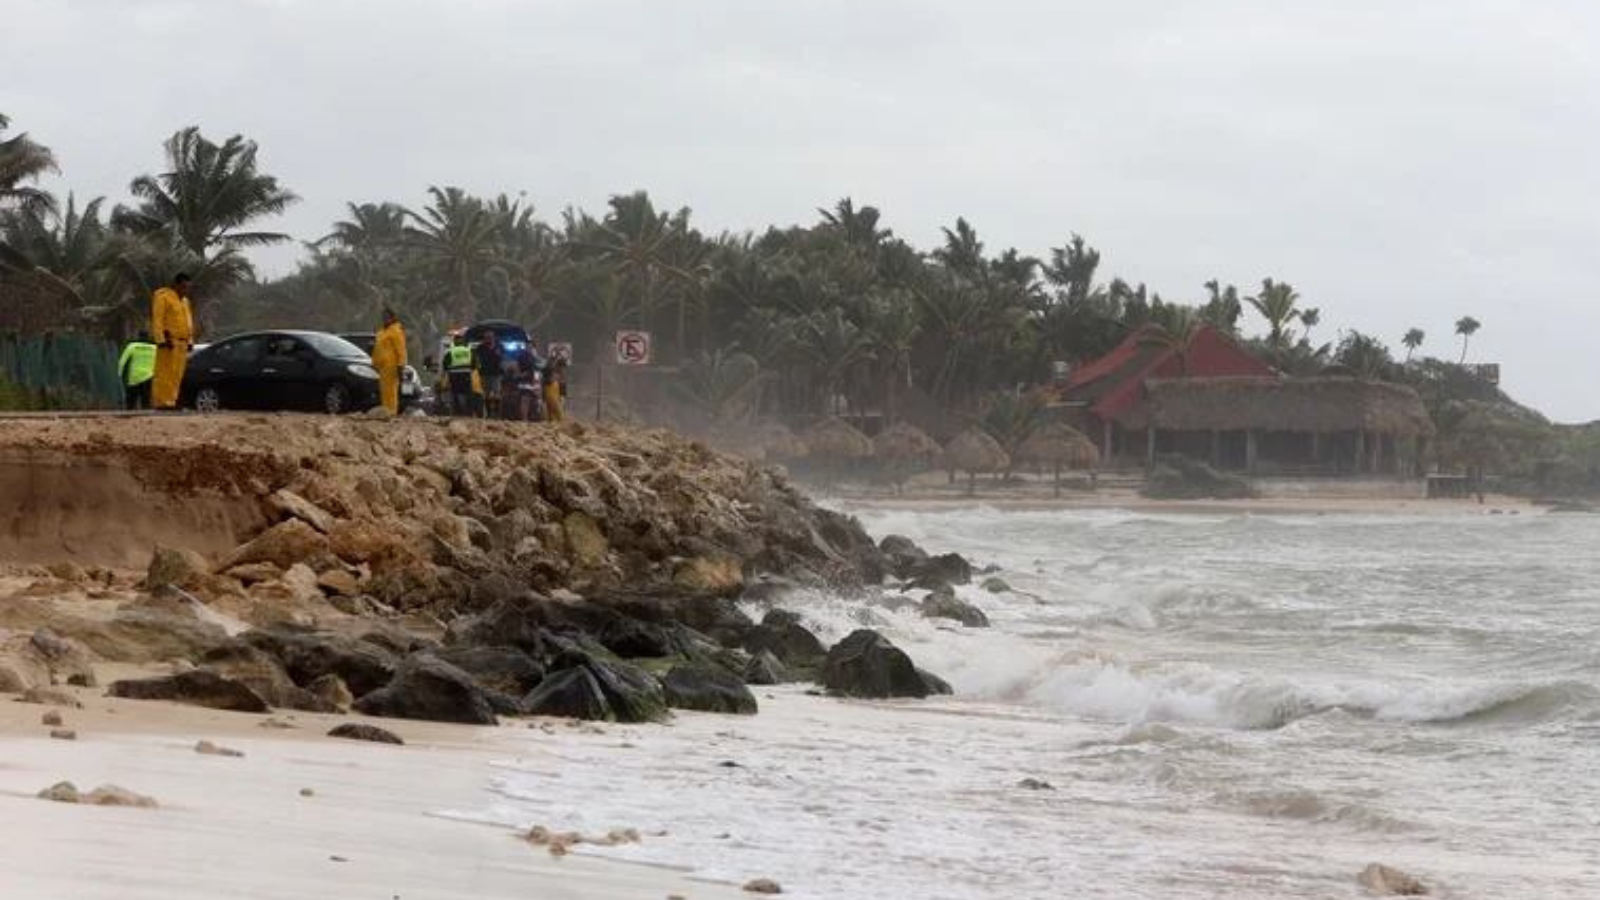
[265,337,307,360]
[216,337,265,364]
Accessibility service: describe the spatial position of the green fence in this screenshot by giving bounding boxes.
[0,332,122,410]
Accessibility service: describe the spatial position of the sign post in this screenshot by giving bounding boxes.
[597,331,651,422]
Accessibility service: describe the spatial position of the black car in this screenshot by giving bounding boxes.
[181,330,381,414]
[338,332,425,410]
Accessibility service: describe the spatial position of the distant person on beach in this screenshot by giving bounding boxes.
[149,273,194,410]
[444,334,478,417]
[370,308,407,415]
[474,332,502,419]
[543,356,566,422]
[117,330,157,410]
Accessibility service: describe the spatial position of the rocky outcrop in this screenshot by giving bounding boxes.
[241,626,397,698]
[918,590,990,628]
[741,610,826,669]
[108,670,271,712]
[523,667,611,720]
[821,629,948,700]
[353,656,499,725]
[662,663,759,715]
[742,649,790,685]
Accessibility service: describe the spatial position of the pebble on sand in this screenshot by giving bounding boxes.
[48,728,76,740]
[299,787,315,797]
[1359,863,1429,896]
[327,723,404,745]
[40,710,63,727]
[37,781,158,808]
[195,739,245,758]
[743,878,783,894]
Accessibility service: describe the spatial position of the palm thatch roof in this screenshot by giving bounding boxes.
[1015,421,1100,469]
[873,421,941,462]
[942,427,1010,473]
[803,416,874,460]
[1125,377,1435,437]
[750,420,808,461]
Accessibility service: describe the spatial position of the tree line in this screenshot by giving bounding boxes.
[2,115,1494,434]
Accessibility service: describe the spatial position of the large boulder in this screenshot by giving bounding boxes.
[240,626,397,698]
[28,628,97,687]
[442,596,555,655]
[145,546,212,592]
[431,645,546,696]
[918,590,990,628]
[522,666,611,720]
[354,656,499,725]
[741,610,826,668]
[586,658,669,723]
[661,664,758,715]
[108,670,271,712]
[671,555,744,597]
[821,629,940,699]
[742,649,790,686]
[878,534,928,579]
[199,642,334,712]
[225,519,332,570]
[905,552,973,589]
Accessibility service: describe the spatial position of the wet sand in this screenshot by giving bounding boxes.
[0,688,747,900]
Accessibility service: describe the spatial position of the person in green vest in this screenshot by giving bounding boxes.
[117,330,157,410]
[443,333,480,417]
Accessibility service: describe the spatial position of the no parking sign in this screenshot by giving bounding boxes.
[614,330,651,365]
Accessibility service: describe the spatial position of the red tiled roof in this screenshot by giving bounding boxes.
[1061,325,1272,422]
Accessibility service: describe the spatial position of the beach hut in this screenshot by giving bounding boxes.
[803,417,874,481]
[941,427,1010,495]
[1015,421,1101,496]
[872,421,941,494]
[753,420,809,462]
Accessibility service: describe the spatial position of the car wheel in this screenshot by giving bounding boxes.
[323,383,350,415]
[194,387,222,413]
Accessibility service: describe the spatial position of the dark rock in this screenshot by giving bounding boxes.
[432,646,546,695]
[742,649,790,686]
[741,615,826,668]
[1017,777,1055,790]
[661,664,759,715]
[522,666,612,720]
[109,670,271,713]
[918,592,990,628]
[821,629,937,699]
[905,552,973,590]
[354,656,498,725]
[241,626,397,698]
[442,596,556,655]
[917,668,954,695]
[328,723,404,745]
[586,658,669,723]
[200,642,336,713]
[878,534,929,579]
[594,615,675,659]
[980,576,1011,594]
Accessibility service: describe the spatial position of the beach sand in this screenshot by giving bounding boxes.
[0,687,748,900]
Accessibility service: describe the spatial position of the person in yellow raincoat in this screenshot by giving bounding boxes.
[370,308,407,415]
[150,273,195,410]
[542,356,567,422]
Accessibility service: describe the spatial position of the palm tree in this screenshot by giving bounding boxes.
[115,127,298,263]
[1455,316,1481,364]
[1042,234,1101,304]
[817,198,890,252]
[859,290,920,422]
[1299,307,1321,343]
[1402,327,1425,362]
[403,186,501,325]
[933,217,985,276]
[1200,279,1243,332]
[0,113,58,214]
[0,193,115,309]
[669,347,769,431]
[1138,307,1204,374]
[795,306,872,416]
[1247,278,1301,349]
[318,202,406,254]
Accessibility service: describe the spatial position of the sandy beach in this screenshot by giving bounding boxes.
[0,689,747,900]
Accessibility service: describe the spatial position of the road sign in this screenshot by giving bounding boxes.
[614,330,652,366]
[547,342,573,364]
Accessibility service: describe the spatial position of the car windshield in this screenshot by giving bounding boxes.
[299,332,369,360]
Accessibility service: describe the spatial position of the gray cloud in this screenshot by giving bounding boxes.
[8,0,1599,418]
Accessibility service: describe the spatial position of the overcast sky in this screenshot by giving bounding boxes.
[9,0,1599,420]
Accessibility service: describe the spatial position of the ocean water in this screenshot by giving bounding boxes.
[454,507,1600,898]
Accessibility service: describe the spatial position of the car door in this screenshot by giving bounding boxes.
[259,335,319,410]
[194,336,265,408]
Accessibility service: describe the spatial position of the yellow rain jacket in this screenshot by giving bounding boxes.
[150,287,194,409]
[371,321,408,414]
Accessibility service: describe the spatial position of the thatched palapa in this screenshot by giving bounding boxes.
[1015,422,1100,469]
[1129,377,1434,437]
[804,416,874,461]
[873,422,941,461]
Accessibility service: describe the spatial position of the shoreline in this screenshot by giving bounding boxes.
[0,688,747,900]
[823,489,1540,517]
